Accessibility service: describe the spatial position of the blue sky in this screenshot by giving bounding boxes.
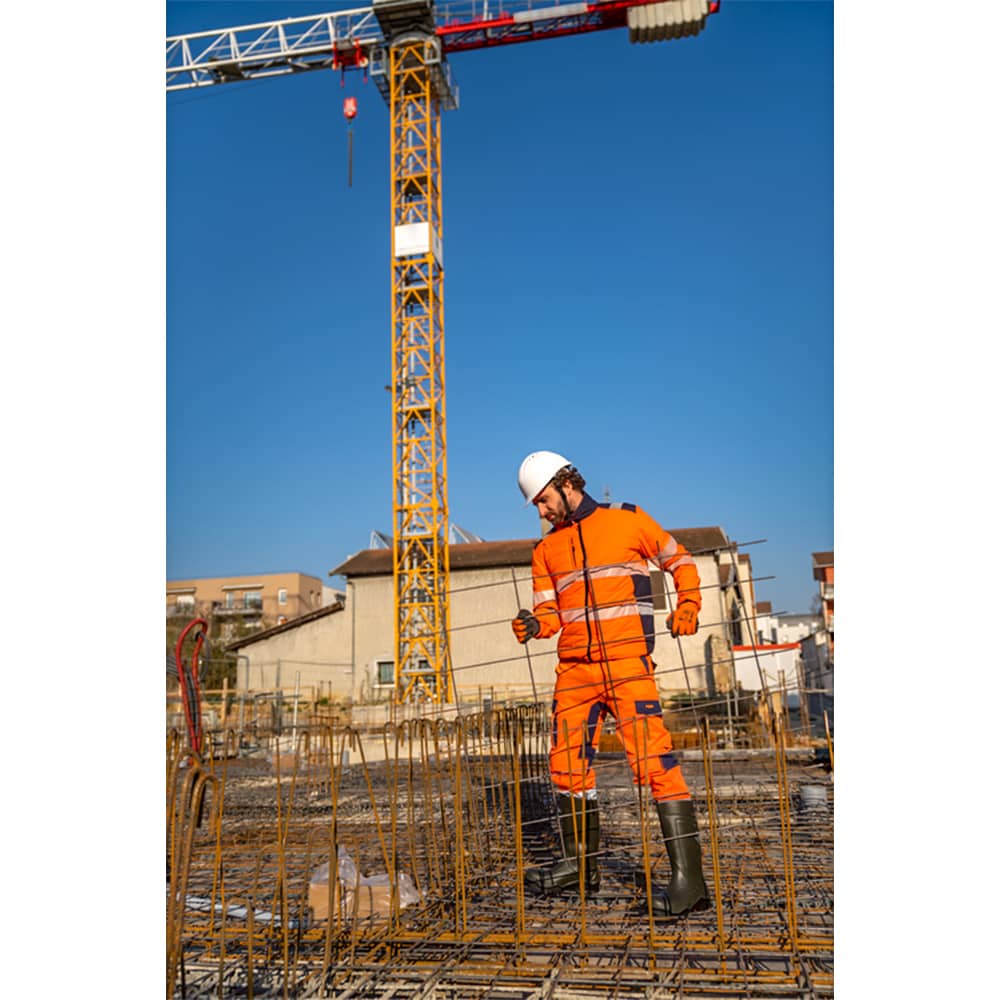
[166,0,833,614]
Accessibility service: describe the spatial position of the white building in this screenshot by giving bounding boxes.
[752,602,821,646]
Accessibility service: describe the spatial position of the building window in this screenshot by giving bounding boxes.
[245,591,262,610]
[168,593,196,617]
[278,588,287,605]
[729,602,744,646]
[226,592,235,609]
[376,660,395,687]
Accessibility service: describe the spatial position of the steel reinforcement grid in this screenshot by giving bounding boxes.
[167,706,833,998]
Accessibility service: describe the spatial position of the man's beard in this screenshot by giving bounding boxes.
[549,493,571,526]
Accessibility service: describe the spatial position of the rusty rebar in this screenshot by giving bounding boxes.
[167,707,832,998]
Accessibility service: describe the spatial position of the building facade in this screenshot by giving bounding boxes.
[166,571,331,641]
[227,528,759,707]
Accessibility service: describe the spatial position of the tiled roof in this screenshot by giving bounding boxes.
[225,600,344,651]
[331,539,537,578]
[672,527,730,554]
[330,527,730,578]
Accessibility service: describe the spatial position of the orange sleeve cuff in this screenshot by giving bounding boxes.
[673,565,702,612]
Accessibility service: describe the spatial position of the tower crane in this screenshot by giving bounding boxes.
[166,0,720,705]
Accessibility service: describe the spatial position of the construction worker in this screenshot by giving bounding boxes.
[511,450,709,917]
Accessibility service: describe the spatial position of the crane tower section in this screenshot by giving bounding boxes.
[376,0,456,703]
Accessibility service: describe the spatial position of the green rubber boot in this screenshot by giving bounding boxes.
[637,799,710,917]
[524,793,600,896]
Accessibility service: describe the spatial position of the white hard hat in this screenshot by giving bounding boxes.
[518,451,572,504]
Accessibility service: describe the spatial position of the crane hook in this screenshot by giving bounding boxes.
[343,97,358,188]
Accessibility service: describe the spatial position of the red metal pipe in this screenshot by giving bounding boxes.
[175,618,208,755]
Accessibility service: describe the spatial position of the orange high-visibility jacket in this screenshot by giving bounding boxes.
[531,492,701,664]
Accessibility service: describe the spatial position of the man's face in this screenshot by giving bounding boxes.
[533,482,575,526]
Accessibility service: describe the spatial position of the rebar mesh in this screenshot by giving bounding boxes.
[167,705,832,998]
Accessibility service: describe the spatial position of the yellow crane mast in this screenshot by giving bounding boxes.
[380,3,456,703]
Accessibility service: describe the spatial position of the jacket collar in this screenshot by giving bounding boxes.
[568,491,599,524]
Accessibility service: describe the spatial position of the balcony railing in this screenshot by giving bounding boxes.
[167,599,262,617]
[214,600,264,615]
[166,595,320,619]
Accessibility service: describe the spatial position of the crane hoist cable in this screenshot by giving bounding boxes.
[334,37,368,188]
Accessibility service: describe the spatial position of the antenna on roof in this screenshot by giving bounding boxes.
[449,524,485,544]
[369,530,392,549]
[603,484,611,502]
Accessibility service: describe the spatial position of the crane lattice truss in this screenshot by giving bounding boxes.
[166,0,717,703]
[390,32,452,702]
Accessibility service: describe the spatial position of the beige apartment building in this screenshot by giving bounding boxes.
[166,571,328,639]
[227,528,759,706]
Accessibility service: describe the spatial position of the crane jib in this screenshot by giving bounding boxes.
[165,1,719,92]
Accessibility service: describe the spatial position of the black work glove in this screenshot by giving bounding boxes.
[512,609,541,644]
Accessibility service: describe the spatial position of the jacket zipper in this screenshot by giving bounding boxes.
[573,522,594,661]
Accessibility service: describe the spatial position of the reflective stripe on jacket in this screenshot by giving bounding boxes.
[531,492,701,663]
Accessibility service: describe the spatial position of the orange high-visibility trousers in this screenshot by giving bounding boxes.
[550,654,690,801]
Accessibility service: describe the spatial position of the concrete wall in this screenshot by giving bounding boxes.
[348,575,394,700]
[234,605,353,697]
[706,634,735,697]
[732,645,802,694]
[340,567,563,704]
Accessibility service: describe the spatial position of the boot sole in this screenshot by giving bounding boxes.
[643,894,712,918]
